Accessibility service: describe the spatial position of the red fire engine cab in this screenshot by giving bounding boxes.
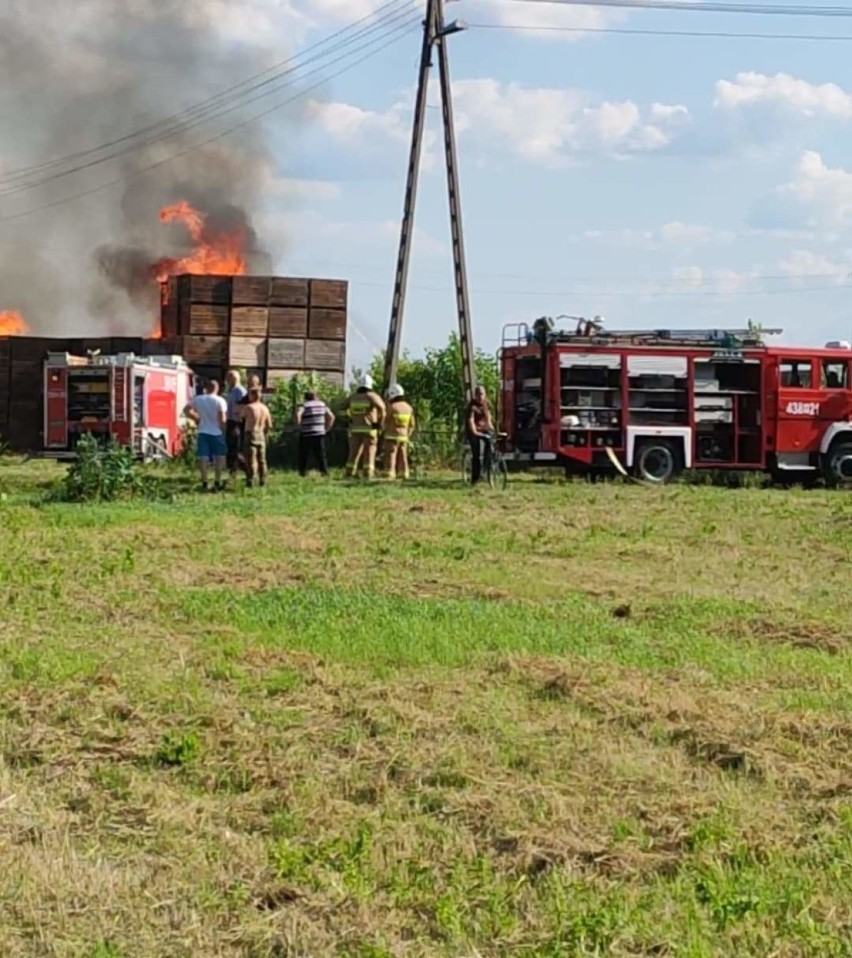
[43,351,195,460]
[500,318,852,485]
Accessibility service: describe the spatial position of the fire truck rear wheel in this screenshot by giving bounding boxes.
[635,441,681,485]
[825,440,852,487]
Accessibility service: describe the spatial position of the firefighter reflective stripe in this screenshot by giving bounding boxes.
[385,434,410,444]
[350,399,373,416]
[351,427,378,436]
[392,411,412,429]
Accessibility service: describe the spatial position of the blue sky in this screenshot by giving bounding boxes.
[242,0,852,372]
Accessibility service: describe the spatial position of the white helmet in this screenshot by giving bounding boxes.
[387,383,405,400]
[358,373,374,390]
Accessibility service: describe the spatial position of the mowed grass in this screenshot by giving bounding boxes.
[1,459,852,957]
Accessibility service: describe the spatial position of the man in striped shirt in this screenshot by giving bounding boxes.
[296,391,335,476]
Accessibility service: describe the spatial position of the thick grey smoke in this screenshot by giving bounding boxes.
[0,0,284,335]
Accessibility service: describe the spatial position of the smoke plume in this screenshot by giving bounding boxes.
[0,0,285,335]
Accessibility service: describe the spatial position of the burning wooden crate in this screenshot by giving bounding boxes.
[157,273,348,388]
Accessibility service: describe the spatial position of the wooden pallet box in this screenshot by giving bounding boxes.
[267,338,306,369]
[232,275,271,306]
[268,307,307,338]
[270,277,309,307]
[231,306,269,337]
[175,335,227,365]
[10,337,65,363]
[309,279,347,310]
[177,274,232,305]
[187,364,224,384]
[305,339,345,371]
[228,336,267,368]
[183,304,230,336]
[110,337,146,356]
[160,278,179,338]
[308,308,346,341]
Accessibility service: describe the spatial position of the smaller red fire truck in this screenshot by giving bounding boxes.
[499,319,852,485]
[43,351,195,460]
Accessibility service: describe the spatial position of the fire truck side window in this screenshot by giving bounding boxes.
[780,360,812,388]
[822,361,848,389]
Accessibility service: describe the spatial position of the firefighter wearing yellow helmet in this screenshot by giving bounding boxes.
[383,383,415,480]
[343,373,386,478]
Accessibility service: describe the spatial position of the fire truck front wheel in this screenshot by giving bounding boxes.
[824,440,852,487]
[634,440,682,485]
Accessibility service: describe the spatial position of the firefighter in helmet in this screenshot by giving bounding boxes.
[343,373,385,478]
[383,383,415,480]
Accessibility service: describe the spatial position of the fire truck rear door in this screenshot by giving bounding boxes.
[776,355,823,455]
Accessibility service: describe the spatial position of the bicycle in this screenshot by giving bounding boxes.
[461,431,509,490]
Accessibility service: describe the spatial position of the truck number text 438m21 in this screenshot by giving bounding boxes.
[785,401,821,416]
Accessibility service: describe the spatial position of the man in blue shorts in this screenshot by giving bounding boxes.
[185,379,228,492]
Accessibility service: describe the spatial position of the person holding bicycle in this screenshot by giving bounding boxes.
[465,385,494,486]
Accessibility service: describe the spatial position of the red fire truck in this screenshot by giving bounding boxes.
[43,351,195,460]
[499,318,852,485]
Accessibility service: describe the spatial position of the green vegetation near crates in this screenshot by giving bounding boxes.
[1,455,851,957]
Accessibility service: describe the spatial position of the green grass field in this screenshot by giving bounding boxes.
[1,458,852,957]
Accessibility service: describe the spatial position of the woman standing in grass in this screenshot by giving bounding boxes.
[465,385,494,486]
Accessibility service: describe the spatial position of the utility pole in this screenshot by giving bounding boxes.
[383,0,476,402]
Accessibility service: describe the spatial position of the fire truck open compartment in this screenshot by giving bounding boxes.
[66,368,112,425]
[500,319,852,484]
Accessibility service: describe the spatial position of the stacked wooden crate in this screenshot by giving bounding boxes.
[158,273,348,388]
[9,337,55,450]
[0,337,10,442]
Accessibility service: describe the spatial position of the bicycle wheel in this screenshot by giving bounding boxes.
[460,445,473,485]
[490,453,508,491]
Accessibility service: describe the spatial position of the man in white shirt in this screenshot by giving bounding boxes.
[185,379,228,491]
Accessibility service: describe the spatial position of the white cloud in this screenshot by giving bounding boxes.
[311,79,689,167]
[778,249,852,285]
[715,72,852,120]
[306,99,410,144]
[666,264,755,296]
[453,80,688,162]
[579,221,734,249]
[751,151,852,230]
[466,0,627,39]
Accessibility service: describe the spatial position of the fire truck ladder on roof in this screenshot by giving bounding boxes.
[544,321,783,349]
[383,0,476,403]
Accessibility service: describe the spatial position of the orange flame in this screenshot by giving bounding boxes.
[0,310,28,336]
[153,200,248,283]
[150,200,248,338]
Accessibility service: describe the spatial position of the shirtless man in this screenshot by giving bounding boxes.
[240,386,273,488]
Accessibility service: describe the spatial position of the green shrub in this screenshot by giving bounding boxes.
[59,434,146,502]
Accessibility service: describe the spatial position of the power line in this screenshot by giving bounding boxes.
[469,21,852,39]
[507,0,852,16]
[284,256,852,286]
[0,20,419,226]
[0,3,419,196]
[346,276,850,297]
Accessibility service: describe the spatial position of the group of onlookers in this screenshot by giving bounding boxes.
[184,369,496,491]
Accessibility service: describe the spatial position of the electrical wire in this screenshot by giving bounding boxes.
[0,19,420,225]
[0,3,419,196]
[345,277,850,297]
[469,21,852,39]
[505,0,852,16]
